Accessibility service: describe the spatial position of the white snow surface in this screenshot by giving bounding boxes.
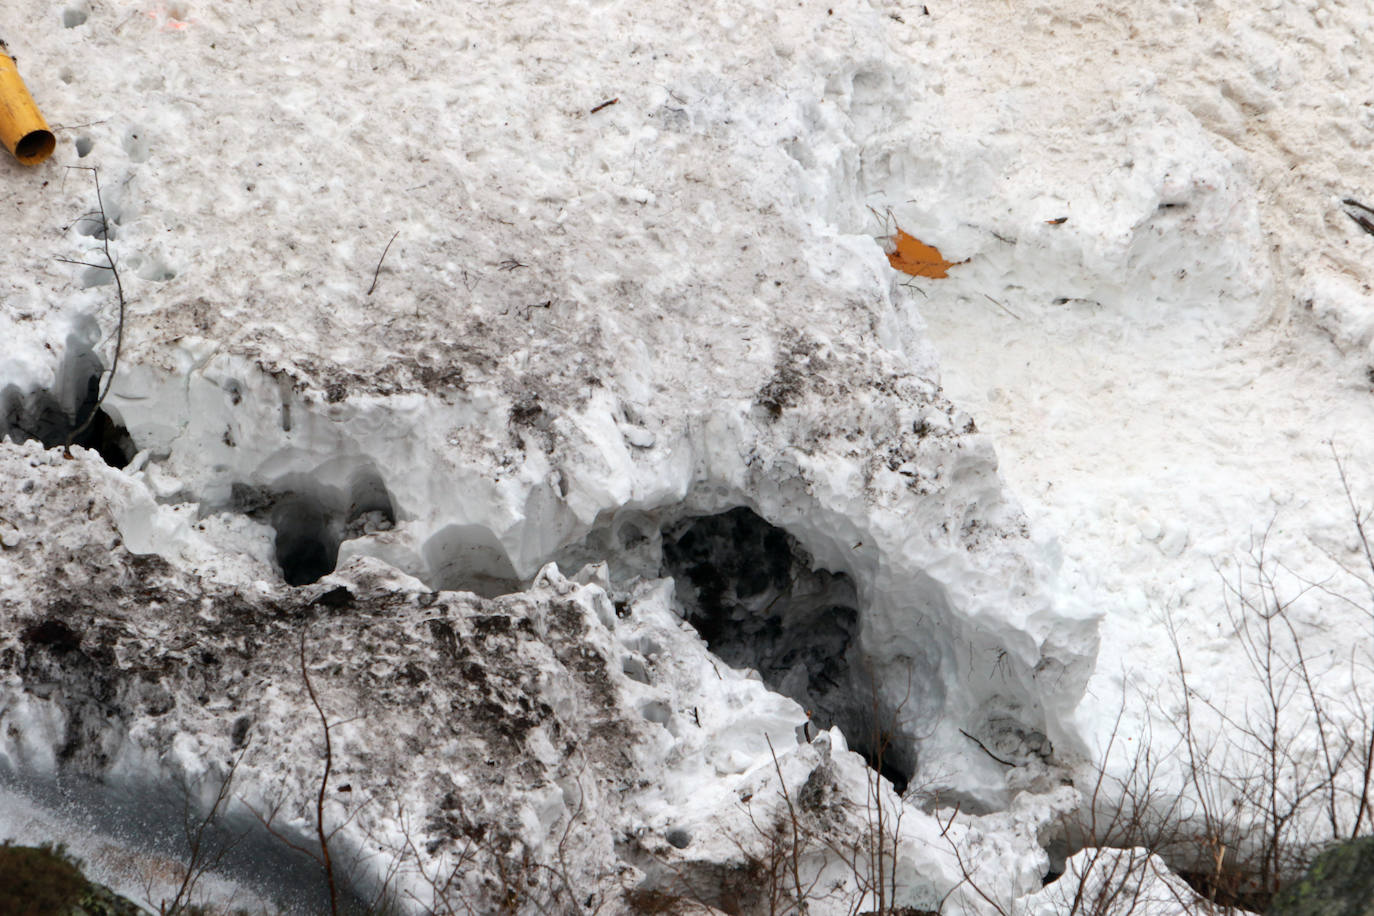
[1,0,1372,912]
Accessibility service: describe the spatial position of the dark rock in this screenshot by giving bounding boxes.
[1269,837,1374,916]
[0,843,148,916]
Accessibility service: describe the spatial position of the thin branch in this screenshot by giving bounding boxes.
[299,625,341,916]
[765,735,809,914]
[1333,443,1374,587]
[51,118,111,131]
[982,293,1022,320]
[61,166,127,455]
[54,257,112,270]
[164,747,251,914]
[1344,197,1374,217]
[367,229,400,296]
[243,796,320,861]
[959,728,1014,767]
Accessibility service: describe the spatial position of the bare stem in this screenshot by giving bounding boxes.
[62,166,127,455]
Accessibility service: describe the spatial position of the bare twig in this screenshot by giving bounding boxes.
[298,626,341,916]
[959,728,1014,767]
[1347,211,1374,236]
[51,119,111,131]
[161,748,250,915]
[982,293,1022,320]
[765,735,810,914]
[60,167,126,456]
[1345,197,1374,217]
[367,230,400,296]
[242,626,343,915]
[1343,197,1374,237]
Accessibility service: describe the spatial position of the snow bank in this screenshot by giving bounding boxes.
[4,0,1098,810]
[5,0,1371,910]
[0,444,1083,911]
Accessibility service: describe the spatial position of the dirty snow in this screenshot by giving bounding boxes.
[1,0,1372,913]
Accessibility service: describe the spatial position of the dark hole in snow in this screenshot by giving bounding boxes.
[666,828,692,849]
[640,700,673,727]
[230,715,252,750]
[226,466,396,587]
[273,493,338,586]
[311,585,354,608]
[0,336,135,468]
[21,619,83,654]
[661,508,915,792]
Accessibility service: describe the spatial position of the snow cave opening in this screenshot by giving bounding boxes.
[272,493,340,586]
[226,468,396,586]
[660,508,915,792]
[0,336,134,468]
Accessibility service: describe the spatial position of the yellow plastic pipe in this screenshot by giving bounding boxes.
[0,40,55,166]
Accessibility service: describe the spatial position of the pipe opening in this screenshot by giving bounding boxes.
[15,130,56,165]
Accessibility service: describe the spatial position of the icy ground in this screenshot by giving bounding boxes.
[1,0,1373,913]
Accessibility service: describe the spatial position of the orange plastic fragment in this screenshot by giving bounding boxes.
[885,226,961,279]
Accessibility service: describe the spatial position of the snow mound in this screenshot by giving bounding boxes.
[0,445,1082,911]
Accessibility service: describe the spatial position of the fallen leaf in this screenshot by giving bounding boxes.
[885,226,961,278]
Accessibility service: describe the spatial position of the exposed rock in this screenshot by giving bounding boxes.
[1268,838,1374,916]
[0,843,147,916]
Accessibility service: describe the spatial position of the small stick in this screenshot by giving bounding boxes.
[367,229,400,296]
[959,728,1015,767]
[299,628,340,916]
[1343,197,1374,217]
[590,98,619,114]
[51,119,110,131]
[60,167,126,456]
[983,293,1021,320]
[1347,211,1374,238]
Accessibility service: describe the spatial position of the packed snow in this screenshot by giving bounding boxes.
[1,0,1373,913]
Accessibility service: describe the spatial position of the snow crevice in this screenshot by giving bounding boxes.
[0,329,134,469]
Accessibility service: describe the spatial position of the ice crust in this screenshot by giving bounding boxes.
[1,0,1373,912]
